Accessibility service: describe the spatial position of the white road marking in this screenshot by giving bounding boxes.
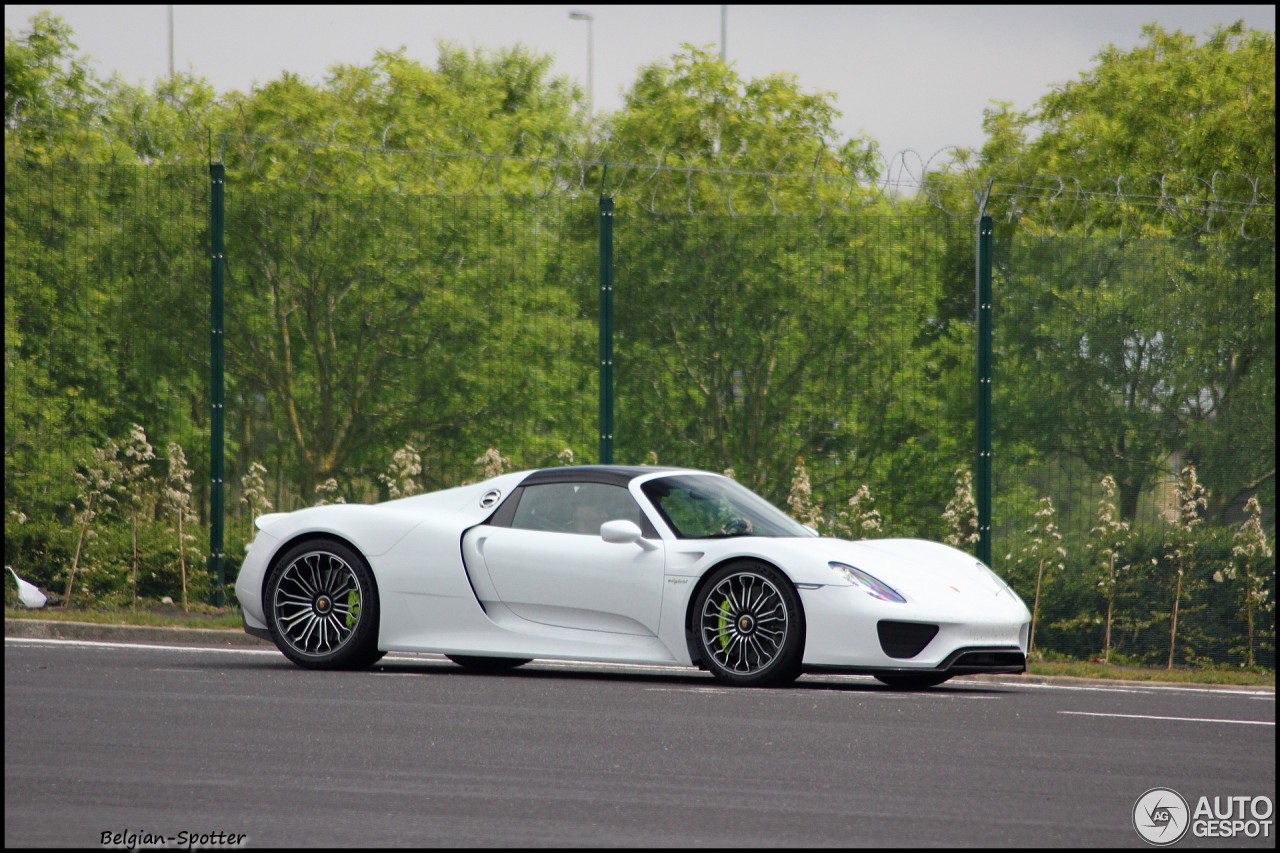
[1059,711,1274,726]
[982,679,1274,698]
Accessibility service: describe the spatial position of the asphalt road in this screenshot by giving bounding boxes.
[5,638,1275,848]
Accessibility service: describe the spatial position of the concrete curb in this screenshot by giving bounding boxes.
[4,617,271,647]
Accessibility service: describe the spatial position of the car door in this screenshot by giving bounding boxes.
[471,481,665,636]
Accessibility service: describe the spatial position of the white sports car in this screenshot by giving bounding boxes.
[236,465,1030,687]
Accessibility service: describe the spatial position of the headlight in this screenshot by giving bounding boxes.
[830,562,906,603]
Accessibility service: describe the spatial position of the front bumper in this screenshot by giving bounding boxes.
[798,584,1030,675]
[804,646,1026,678]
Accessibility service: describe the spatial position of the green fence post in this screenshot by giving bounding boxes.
[975,204,994,567]
[209,164,226,605]
[599,191,615,465]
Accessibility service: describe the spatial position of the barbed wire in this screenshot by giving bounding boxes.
[6,112,1275,237]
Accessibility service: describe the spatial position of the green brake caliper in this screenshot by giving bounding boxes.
[345,588,360,628]
[716,599,732,650]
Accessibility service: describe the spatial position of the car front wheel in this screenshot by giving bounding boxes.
[265,539,384,669]
[694,562,804,687]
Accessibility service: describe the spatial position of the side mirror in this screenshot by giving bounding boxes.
[600,519,659,551]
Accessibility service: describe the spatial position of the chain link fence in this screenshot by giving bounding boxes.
[5,148,1274,668]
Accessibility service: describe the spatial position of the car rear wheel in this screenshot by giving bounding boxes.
[266,540,384,669]
[694,562,804,687]
[446,655,532,672]
[874,673,952,689]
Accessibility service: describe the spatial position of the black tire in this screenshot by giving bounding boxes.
[874,673,952,689]
[265,539,384,670]
[693,561,805,687]
[446,655,532,672]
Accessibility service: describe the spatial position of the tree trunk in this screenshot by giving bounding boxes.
[1030,560,1044,655]
[178,512,189,612]
[64,495,96,608]
[1102,591,1114,663]
[1167,567,1182,670]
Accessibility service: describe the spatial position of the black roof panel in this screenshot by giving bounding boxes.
[521,465,684,488]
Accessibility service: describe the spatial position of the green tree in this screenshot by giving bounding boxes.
[605,46,968,525]
[207,45,593,499]
[978,22,1274,237]
[967,22,1275,535]
[606,44,879,214]
[5,11,105,151]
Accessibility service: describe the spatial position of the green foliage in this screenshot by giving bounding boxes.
[977,22,1275,237]
[607,44,879,214]
[4,11,106,156]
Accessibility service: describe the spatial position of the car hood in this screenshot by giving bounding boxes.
[752,536,1023,611]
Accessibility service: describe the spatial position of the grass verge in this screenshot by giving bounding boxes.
[5,604,242,631]
[1027,659,1273,687]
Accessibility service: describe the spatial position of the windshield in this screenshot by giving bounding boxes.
[641,474,816,539]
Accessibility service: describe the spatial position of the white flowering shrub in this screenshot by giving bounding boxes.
[64,439,123,607]
[120,423,157,606]
[943,467,979,549]
[1088,474,1135,663]
[313,478,345,505]
[240,461,273,539]
[1161,464,1208,668]
[379,444,423,498]
[1014,496,1067,656]
[1214,495,1274,667]
[828,484,884,540]
[786,457,824,530]
[162,442,201,611]
[474,448,511,480]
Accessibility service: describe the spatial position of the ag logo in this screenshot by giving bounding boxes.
[1134,787,1190,846]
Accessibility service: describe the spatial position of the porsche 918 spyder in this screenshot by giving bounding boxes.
[236,465,1030,687]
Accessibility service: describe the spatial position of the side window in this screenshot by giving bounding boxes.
[646,483,739,538]
[510,483,642,535]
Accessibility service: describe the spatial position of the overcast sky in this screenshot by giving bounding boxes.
[6,4,1275,166]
